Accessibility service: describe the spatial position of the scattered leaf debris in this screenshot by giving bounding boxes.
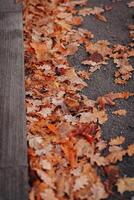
[23,0,134,199]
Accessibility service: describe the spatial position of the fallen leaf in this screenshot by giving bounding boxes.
[29,188,35,200]
[104,165,120,184]
[73,175,89,191]
[36,170,54,187]
[40,159,52,170]
[30,42,48,61]
[128,1,134,7]
[106,150,126,164]
[109,145,123,153]
[112,109,127,116]
[61,140,77,168]
[41,188,58,200]
[90,153,108,166]
[75,138,93,157]
[79,7,107,22]
[28,135,43,150]
[91,180,108,200]
[109,136,125,146]
[97,92,134,109]
[127,144,134,156]
[114,58,133,84]
[85,40,111,58]
[116,177,134,194]
[69,123,98,143]
[47,124,57,134]
[79,108,108,124]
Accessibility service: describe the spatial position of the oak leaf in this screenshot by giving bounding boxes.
[91,181,108,200]
[73,175,89,191]
[30,42,47,61]
[112,109,127,116]
[41,189,58,200]
[40,159,52,170]
[109,136,125,146]
[128,1,134,7]
[61,141,77,168]
[106,150,126,164]
[79,108,108,124]
[127,144,134,156]
[116,177,134,194]
[97,92,134,109]
[90,153,108,166]
[36,170,54,187]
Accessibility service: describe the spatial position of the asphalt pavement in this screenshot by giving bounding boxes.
[69,1,134,199]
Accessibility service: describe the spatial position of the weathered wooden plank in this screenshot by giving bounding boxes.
[0,8,28,200]
[0,167,28,200]
[0,0,22,12]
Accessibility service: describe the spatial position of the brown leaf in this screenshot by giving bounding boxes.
[69,123,98,143]
[30,42,47,61]
[116,177,134,194]
[106,150,126,164]
[73,175,89,191]
[89,52,103,63]
[114,58,133,84]
[97,92,134,109]
[85,40,111,58]
[41,188,58,200]
[104,165,120,184]
[79,108,108,124]
[90,153,108,166]
[112,109,127,116]
[128,1,134,7]
[91,180,108,200]
[79,7,107,22]
[109,136,125,146]
[61,140,77,168]
[127,144,134,156]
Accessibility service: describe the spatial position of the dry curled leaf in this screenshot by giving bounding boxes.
[30,42,48,61]
[109,136,125,146]
[41,188,58,200]
[97,92,134,109]
[61,140,77,168]
[104,165,120,184]
[90,153,108,166]
[91,181,108,200]
[75,138,92,157]
[40,159,52,170]
[69,123,98,143]
[106,150,126,164]
[73,175,89,191]
[116,177,134,194]
[114,58,133,84]
[79,7,107,22]
[128,1,134,7]
[79,108,108,124]
[112,109,127,116]
[127,144,134,156]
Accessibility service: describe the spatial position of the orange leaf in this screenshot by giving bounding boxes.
[30,42,47,61]
[61,141,76,168]
[47,124,57,134]
[38,182,47,193]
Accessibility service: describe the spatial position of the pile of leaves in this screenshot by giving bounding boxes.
[23,0,134,199]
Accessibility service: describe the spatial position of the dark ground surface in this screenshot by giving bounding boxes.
[69,0,134,199]
[0,1,28,200]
